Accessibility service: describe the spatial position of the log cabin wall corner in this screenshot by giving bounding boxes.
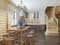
[0,0,9,41]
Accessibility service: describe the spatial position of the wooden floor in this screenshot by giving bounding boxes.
[0,31,60,45]
[34,31,60,45]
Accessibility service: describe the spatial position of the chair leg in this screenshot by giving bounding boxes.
[8,42,12,45]
[5,41,11,45]
[5,41,7,45]
[14,40,16,45]
[25,38,27,45]
[30,39,32,45]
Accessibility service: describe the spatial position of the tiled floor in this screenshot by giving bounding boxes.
[34,31,60,45]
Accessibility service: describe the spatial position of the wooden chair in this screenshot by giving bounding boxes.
[29,31,34,35]
[26,34,34,45]
[0,35,4,45]
[30,30,35,32]
[2,32,16,45]
[29,30,35,35]
[4,37,15,45]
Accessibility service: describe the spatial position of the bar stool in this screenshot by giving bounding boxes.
[26,34,34,45]
[29,30,35,35]
[3,33,8,38]
[4,37,15,45]
[14,43,19,45]
[0,35,4,45]
[30,30,35,32]
[2,33,16,45]
[29,31,34,35]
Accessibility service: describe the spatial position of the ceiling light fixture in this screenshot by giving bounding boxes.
[19,0,26,10]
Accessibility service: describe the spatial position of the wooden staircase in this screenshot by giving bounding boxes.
[45,15,58,35]
[45,7,58,35]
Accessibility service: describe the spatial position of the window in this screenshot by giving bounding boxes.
[37,12,39,19]
[34,12,36,19]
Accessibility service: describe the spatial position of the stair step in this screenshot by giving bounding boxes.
[48,26,56,28]
[48,24,56,26]
[48,28,57,30]
[48,33,59,36]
